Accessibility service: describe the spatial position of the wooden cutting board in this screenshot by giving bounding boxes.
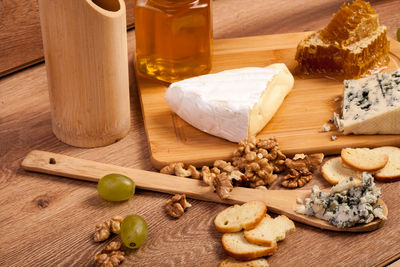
[137,32,400,169]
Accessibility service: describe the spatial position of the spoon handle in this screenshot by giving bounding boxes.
[21,150,301,206]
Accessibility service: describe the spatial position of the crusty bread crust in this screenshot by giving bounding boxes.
[321,157,362,185]
[222,232,277,261]
[219,257,269,267]
[373,146,400,182]
[341,148,388,172]
[215,201,267,233]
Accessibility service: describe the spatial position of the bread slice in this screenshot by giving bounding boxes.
[373,146,400,182]
[219,257,269,267]
[341,148,388,172]
[321,157,363,185]
[215,201,267,232]
[243,215,295,246]
[222,232,277,261]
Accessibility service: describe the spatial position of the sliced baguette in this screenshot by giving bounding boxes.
[341,148,388,172]
[321,157,363,185]
[219,257,269,267]
[215,201,267,232]
[372,146,400,182]
[222,232,277,261]
[243,215,295,246]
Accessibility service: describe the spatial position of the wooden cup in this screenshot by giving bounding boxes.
[39,0,130,147]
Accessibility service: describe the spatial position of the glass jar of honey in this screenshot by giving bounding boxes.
[134,0,212,83]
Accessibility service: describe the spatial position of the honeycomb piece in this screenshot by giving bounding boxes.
[295,0,390,79]
[320,0,379,45]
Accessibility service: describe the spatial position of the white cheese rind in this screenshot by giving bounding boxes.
[164,63,294,142]
[335,69,400,134]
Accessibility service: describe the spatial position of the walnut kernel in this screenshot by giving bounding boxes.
[201,166,216,188]
[94,241,125,267]
[94,216,124,242]
[174,163,192,177]
[281,153,324,188]
[165,194,192,218]
[109,216,124,234]
[213,172,233,199]
[188,165,201,179]
[94,222,111,242]
[160,163,177,175]
[160,163,201,178]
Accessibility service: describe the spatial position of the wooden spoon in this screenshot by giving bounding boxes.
[21,150,388,232]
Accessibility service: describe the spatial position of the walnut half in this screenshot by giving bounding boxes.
[213,172,233,200]
[160,163,201,179]
[165,194,192,218]
[281,153,324,188]
[201,166,217,188]
[94,216,124,242]
[94,241,125,267]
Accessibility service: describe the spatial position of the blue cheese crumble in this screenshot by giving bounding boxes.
[296,172,386,228]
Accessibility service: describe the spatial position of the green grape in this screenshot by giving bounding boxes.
[97,173,135,201]
[120,215,148,249]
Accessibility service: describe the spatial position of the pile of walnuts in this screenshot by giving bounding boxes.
[160,137,294,199]
[232,136,286,188]
[160,136,325,200]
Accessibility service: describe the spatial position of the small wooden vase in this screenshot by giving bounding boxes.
[39,0,130,147]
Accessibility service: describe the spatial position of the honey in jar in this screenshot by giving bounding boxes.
[135,0,212,83]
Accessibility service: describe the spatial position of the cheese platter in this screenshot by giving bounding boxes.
[3,0,400,265]
[137,31,400,170]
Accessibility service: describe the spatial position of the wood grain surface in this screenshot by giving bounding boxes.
[138,33,400,169]
[0,0,135,77]
[1,0,400,266]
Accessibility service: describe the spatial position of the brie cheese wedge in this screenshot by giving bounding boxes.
[164,63,294,142]
[334,69,400,134]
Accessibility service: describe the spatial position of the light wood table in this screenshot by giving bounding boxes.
[1,0,399,266]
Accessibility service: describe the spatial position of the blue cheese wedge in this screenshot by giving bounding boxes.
[296,172,386,228]
[334,69,400,134]
[164,63,294,142]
